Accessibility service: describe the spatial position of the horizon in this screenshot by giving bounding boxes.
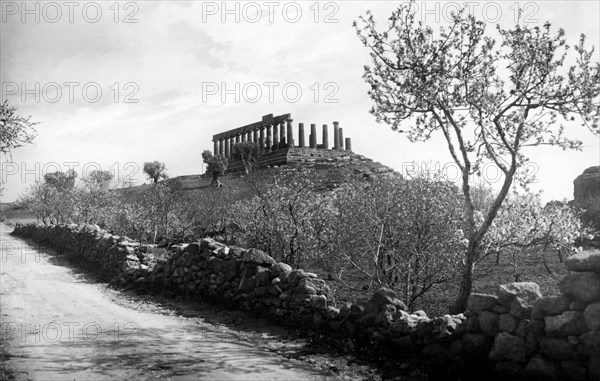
[1,1,599,203]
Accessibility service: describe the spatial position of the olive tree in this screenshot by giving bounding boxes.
[355,2,600,312]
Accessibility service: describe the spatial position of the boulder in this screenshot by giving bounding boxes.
[479,311,499,336]
[532,296,572,319]
[222,259,238,281]
[271,262,292,277]
[540,337,575,360]
[558,272,600,303]
[489,333,527,362]
[559,361,587,381]
[525,355,558,380]
[578,330,600,356]
[185,243,201,256]
[467,293,498,313]
[545,311,587,336]
[498,313,518,333]
[584,302,600,330]
[589,355,600,381]
[369,288,406,310]
[242,248,276,266]
[497,282,542,311]
[565,249,600,273]
[573,166,600,203]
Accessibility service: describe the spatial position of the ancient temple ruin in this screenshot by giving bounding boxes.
[212,113,352,158]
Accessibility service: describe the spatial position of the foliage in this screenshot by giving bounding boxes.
[202,150,228,186]
[143,161,168,184]
[355,1,600,312]
[0,99,38,157]
[331,175,465,310]
[230,168,335,267]
[479,192,586,281]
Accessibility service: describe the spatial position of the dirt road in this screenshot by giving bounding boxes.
[0,224,340,380]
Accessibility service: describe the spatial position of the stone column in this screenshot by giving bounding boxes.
[338,127,344,150]
[298,123,305,148]
[310,124,317,148]
[273,124,279,150]
[345,138,352,152]
[286,118,294,147]
[225,137,230,158]
[266,124,272,152]
[236,134,241,144]
[213,139,218,155]
[241,132,247,142]
[279,121,286,147]
[219,139,224,156]
[333,121,339,150]
[253,129,259,145]
[247,131,252,142]
[322,124,329,149]
[259,126,265,153]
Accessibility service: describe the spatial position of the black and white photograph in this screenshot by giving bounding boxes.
[1,1,599,379]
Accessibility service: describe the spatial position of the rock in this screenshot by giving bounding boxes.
[413,310,428,318]
[369,287,407,310]
[242,248,276,266]
[532,296,572,319]
[489,333,527,362]
[545,311,587,336]
[497,283,542,319]
[584,302,600,330]
[222,259,238,281]
[559,360,587,381]
[573,166,600,204]
[498,313,518,333]
[540,337,575,360]
[389,312,419,335]
[309,294,327,310]
[467,293,498,313]
[525,355,558,380]
[479,311,499,336]
[185,243,201,256]
[271,262,292,277]
[121,259,139,275]
[589,355,600,381]
[253,266,271,286]
[578,330,600,356]
[558,272,600,303]
[493,361,524,377]
[565,249,600,273]
[374,304,397,327]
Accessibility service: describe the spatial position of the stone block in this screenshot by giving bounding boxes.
[565,249,600,273]
[558,272,600,303]
[489,333,527,362]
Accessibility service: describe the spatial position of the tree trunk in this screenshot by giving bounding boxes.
[449,247,476,314]
[211,173,221,187]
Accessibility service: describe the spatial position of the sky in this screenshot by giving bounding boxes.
[1,0,599,203]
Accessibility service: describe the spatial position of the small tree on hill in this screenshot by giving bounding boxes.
[232,141,261,174]
[355,2,600,312]
[143,161,168,184]
[202,150,228,187]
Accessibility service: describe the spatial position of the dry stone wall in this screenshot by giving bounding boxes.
[11,223,600,380]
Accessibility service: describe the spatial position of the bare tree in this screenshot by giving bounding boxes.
[355,2,600,312]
